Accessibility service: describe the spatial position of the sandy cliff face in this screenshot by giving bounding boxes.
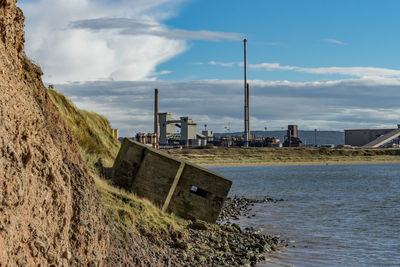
[0,0,108,265]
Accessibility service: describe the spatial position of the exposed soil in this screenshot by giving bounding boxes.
[0,1,110,265]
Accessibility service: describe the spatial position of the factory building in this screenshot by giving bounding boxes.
[283,125,303,147]
[153,89,211,148]
[135,133,157,147]
[159,112,179,145]
[345,125,400,147]
[181,116,198,145]
[202,130,214,143]
[157,112,209,147]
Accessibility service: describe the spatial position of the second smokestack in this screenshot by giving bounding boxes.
[154,89,159,147]
[244,39,249,147]
[246,83,250,141]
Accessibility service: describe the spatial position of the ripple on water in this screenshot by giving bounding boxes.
[209,163,400,267]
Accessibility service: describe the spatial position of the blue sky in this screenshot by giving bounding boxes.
[18,0,400,136]
[159,0,400,81]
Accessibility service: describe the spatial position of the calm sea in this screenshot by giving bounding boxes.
[208,163,400,267]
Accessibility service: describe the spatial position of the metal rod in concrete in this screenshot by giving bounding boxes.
[244,39,249,147]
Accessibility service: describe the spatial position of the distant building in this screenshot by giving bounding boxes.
[345,125,400,147]
[135,133,158,147]
[158,112,209,148]
[202,130,214,143]
[283,125,303,147]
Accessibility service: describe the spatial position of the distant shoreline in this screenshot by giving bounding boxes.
[165,147,400,168]
[199,160,400,167]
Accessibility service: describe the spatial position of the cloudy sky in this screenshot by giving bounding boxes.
[18,0,400,136]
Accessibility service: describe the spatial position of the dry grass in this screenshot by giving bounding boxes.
[94,174,187,238]
[166,147,400,166]
[48,88,120,168]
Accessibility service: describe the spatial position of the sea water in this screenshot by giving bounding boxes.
[208,163,400,267]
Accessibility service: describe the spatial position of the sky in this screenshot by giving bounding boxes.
[18,0,400,136]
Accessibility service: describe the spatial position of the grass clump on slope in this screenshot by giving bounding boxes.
[48,88,120,168]
[48,88,187,241]
[96,177,186,241]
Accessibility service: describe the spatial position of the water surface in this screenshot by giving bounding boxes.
[209,163,400,266]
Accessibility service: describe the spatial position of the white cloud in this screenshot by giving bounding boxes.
[19,0,186,84]
[71,18,242,41]
[209,61,237,67]
[55,78,400,136]
[323,38,347,45]
[156,70,173,75]
[207,61,400,79]
[18,0,238,84]
[249,63,400,78]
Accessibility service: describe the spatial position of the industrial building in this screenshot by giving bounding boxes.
[201,130,214,144]
[157,112,208,147]
[345,125,400,147]
[153,89,212,148]
[283,125,303,147]
[135,133,158,147]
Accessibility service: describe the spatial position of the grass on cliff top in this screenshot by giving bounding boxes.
[48,88,120,168]
[48,88,188,240]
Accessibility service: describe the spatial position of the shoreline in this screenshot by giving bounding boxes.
[199,159,400,167]
[166,147,400,168]
[163,196,287,266]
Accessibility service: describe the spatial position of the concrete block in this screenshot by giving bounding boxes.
[111,139,232,223]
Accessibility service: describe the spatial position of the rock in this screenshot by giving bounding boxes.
[240,259,251,266]
[263,243,272,252]
[231,223,242,233]
[221,245,230,252]
[195,255,206,262]
[174,241,190,250]
[188,222,208,231]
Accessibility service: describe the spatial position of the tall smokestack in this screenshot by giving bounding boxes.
[154,89,159,147]
[244,39,249,147]
[246,83,250,142]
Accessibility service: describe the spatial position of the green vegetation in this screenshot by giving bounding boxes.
[166,147,400,166]
[48,88,188,241]
[48,88,119,168]
[96,177,187,240]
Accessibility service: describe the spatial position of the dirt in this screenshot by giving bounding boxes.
[0,0,111,265]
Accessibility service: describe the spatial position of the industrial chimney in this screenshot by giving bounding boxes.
[154,89,159,148]
[244,39,249,148]
[246,83,250,142]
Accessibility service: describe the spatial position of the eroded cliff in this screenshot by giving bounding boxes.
[0,0,108,265]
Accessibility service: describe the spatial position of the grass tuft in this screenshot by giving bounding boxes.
[48,88,120,168]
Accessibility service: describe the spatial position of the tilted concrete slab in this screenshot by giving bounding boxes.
[111,139,232,223]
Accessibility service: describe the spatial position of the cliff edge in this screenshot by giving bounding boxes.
[0,0,108,265]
